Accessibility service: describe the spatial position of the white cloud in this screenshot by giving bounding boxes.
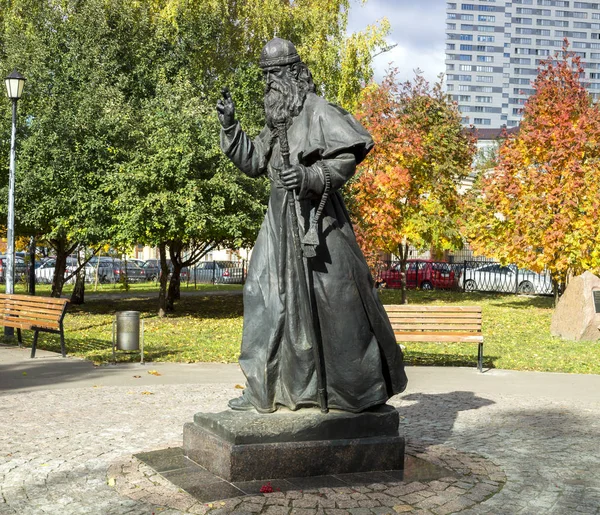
[347,0,447,85]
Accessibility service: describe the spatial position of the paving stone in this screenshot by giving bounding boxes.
[263,507,290,515]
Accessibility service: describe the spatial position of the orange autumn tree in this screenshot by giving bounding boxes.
[464,45,600,302]
[350,70,475,303]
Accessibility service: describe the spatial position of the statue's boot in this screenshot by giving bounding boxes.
[228,394,254,411]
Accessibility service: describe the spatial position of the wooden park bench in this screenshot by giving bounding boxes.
[384,305,484,372]
[0,294,69,358]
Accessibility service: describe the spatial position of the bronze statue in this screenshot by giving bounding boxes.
[217,37,407,414]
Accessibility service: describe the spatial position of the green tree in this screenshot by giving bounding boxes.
[0,0,144,297]
[349,70,475,303]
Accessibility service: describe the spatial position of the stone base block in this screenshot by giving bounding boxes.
[183,405,404,482]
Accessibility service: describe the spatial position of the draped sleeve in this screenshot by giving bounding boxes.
[220,123,272,178]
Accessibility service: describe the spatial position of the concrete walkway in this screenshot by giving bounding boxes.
[1,345,599,514]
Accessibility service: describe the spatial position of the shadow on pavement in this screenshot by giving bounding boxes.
[399,391,495,446]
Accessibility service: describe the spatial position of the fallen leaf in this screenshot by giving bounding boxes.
[141,391,154,395]
[108,477,116,486]
[147,370,161,376]
[22,372,27,376]
[234,384,245,389]
[133,375,141,379]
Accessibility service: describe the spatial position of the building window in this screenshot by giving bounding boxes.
[477,55,494,62]
[478,35,495,42]
[476,75,494,82]
[473,118,492,125]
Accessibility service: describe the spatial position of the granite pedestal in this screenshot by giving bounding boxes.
[182,404,404,482]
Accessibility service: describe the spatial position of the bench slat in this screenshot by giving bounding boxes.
[395,333,484,343]
[0,293,69,304]
[387,315,481,323]
[386,312,481,319]
[1,299,67,311]
[1,320,60,331]
[384,305,481,313]
[1,316,60,329]
[0,314,60,325]
[1,306,66,318]
[390,324,482,331]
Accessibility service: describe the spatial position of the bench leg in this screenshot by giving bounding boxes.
[31,330,39,359]
[478,342,483,373]
[17,328,22,348]
[59,323,66,358]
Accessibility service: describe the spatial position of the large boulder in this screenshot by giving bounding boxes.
[551,271,600,341]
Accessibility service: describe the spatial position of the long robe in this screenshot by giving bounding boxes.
[221,92,407,413]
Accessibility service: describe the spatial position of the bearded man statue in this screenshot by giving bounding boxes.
[217,37,407,414]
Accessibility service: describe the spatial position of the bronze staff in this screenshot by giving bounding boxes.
[276,121,328,414]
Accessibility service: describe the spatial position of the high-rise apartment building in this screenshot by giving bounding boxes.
[446,1,600,128]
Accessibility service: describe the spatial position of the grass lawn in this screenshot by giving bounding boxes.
[9,286,600,374]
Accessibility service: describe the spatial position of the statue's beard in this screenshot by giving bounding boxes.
[264,77,308,129]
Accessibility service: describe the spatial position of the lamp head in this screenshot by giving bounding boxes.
[5,70,25,100]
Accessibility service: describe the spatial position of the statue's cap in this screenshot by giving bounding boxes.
[259,37,301,68]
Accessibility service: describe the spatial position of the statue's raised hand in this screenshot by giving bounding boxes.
[217,87,236,128]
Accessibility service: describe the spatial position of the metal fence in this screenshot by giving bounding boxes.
[373,259,554,296]
[187,260,247,286]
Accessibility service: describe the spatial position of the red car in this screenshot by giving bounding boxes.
[376,260,456,290]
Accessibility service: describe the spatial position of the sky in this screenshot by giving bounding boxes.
[346,0,447,85]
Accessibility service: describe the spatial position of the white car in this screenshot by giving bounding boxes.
[458,263,553,295]
[35,258,77,284]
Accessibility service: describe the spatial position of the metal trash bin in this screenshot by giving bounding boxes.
[112,311,144,364]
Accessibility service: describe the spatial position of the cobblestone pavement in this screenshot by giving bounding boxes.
[1,372,599,514]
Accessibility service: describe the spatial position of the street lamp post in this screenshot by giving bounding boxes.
[4,70,25,337]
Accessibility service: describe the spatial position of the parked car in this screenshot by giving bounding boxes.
[458,263,552,294]
[0,255,28,282]
[34,257,78,284]
[128,258,147,269]
[142,259,189,282]
[86,257,146,283]
[194,261,244,284]
[376,260,456,290]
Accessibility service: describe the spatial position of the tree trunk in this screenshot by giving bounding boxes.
[158,243,169,317]
[70,273,85,304]
[165,241,185,311]
[398,242,409,305]
[166,263,182,312]
[70,247,86,304]
[50,240,68,298]
[121,254,130,291]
